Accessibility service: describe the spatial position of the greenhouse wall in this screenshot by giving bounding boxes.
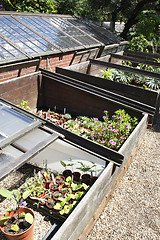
[0,52,75,83]
[0,72,40,108]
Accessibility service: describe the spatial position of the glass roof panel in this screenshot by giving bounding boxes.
[39,17,81,48]
[48,18,100,46]
[0,16,56,54]
[66,18,120,45]
[0,19,37,55]
[0,104,34,137]
[17,16,70,49]
[0,36,25,59]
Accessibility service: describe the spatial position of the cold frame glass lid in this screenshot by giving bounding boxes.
[0,103,34,137]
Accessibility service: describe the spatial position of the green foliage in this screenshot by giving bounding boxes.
[6,0,57,13]
[0,216,10,226]
[24,176,44,198]
[54,0,77,15]
[10,224,19,232]
[127,35,150,53]
[60,158,74,170]
[102,67,160,90]
[17,100,31,111]
[128,10,160,53]
[25,212,34,224]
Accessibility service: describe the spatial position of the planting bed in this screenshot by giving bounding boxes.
[36,108,138,151]
[0,64,149,239]
[24,167,90,221]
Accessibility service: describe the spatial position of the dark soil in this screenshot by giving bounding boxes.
[4,215,31,235]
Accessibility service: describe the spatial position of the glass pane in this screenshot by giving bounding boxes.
[0,16,47,54]
[0,145,23,168]
[15,128,50,151]
[18,16,78,49]
[0,104,34,136]
[67,18,118,45]
[0,18,37,55]
[4,16,57,53]
[49,18,99,46]
[0,36,25,59]
[0,134,5,141]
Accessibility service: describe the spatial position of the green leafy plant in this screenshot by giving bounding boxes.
[24,175,44,198]
[0,189,33,232]
[102,67,160,90]
[127,10,160,54]
[60,158,74,170]
[17,100,31,111]
[77,161,95,173]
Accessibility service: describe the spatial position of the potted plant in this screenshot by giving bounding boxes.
[49,182,59,191]
[43,171,53,189]
[60,158,74,178]
[77,161,93,185]
[40,160,54,189]
[46,199,57,210]
[0,189,34,240]
[53,191,64,201]
[55,176,65,185]
[59,186,69,194]
[72,171,81,182]
[24,176,45,201]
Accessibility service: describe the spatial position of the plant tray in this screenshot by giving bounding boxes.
[27,198,67,222]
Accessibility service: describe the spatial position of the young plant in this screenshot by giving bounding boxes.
[0,189,33,232]
[60,158,74,171]
[24,175,44,198]
[17,100,31,111]
[77,161,94,173]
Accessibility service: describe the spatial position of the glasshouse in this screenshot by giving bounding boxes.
[0,10,160,240]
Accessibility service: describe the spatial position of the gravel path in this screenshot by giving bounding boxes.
[87,116,160,240]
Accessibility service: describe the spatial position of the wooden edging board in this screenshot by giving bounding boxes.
[78,125,145,240]
[49,114,148,240]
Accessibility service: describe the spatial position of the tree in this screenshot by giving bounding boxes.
[127,10,160,53]
[4,0,57,13]
[120,0,159,39]
[87,0,160,38]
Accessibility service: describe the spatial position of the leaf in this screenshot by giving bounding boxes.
[0,216,10,226]
[19,212,26,218]
[12,190,21,202]
[5,208,11,212]
[60,161,66,167]
[11,224,19,232]
[25,213,34,225]
[54,203,62,210]
[0,189,13,199]
[23,190,31,199]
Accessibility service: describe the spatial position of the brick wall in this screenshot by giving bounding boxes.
[0,52,75,82]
